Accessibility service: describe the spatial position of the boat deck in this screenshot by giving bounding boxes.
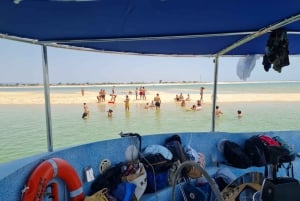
[0,131,299,201]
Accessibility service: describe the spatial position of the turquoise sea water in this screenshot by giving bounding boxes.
[1,82,300,163]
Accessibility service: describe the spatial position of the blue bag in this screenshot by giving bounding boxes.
[145,170,169,193]
[181,182,208,201]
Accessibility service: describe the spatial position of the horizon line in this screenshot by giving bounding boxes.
[1,80,300,87]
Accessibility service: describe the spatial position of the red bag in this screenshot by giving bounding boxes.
[259,135,280,146]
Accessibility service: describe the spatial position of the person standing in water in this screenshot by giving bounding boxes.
[154,93,161,110]
[124,95,130,111]
[200,87,205,103]
[82,102,89,119]
[135,88,139,100]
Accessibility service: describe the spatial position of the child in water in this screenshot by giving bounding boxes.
[107,109,113,118]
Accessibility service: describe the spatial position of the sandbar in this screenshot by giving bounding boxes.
[0,91,300,105]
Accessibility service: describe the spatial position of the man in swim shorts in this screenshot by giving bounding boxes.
[154,93,161,110]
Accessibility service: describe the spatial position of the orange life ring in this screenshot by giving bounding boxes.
[22,157,85,201]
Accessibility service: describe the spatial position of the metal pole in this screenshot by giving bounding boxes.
[42,45,53,152]
[211,56,219,132]
[216,13,300,56]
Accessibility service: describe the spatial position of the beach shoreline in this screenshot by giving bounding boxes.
[1,90,300,104]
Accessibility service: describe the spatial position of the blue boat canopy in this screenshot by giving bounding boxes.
[1,0,300,56]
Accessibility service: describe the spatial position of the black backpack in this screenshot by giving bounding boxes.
[223,140,251,169]
[164,135,187,162]
[90,163,123,195]
[244,135,267,167]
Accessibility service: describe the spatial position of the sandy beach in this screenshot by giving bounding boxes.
[0,90,300,105]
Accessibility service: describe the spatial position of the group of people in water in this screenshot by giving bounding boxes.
[82,86,161,119]
[82,86,242,119]
[174,91,202,111]
[96,89,106,103]
[96,87,118,103]
[121,92,162,111]
[135,87,147,100]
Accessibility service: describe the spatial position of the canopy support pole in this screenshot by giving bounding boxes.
[41,45,53,152]
[210,13,300,132]
[211,56,219,132]
[216,13,300,56]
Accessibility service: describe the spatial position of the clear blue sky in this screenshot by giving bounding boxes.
[1,38,299,84]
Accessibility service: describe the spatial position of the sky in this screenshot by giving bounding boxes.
[0,38,299,84]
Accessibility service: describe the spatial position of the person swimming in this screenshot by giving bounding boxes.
[215,105,223,117]
[191,104,197,110]
[237,110,243,118]
[107,109,113,117]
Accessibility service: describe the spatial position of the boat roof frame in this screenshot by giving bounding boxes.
[1,12,300,152]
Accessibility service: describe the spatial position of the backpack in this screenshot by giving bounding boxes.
[259,135,280,146]
[164,135,202,178]
[273,136,293,153]
[181,182,209,201]
[258,135,280,164]
[273,136,295,163]
[140,153,173,172]
[90,163,123,195]
[145,169,169,193]
[164,135,187,162]
[244,135,267,167]
[141,145,174,193]
[223,140,251,169]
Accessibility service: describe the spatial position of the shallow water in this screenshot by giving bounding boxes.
[0,82,300,163]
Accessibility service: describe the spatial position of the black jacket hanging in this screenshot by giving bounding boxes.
[263,28,290,73]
